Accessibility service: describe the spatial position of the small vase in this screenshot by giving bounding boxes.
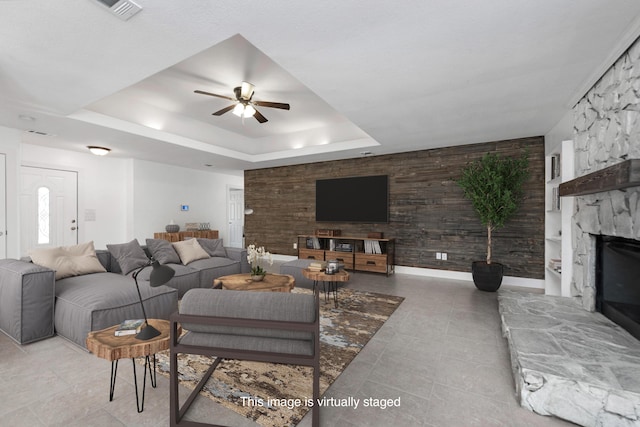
[165,224,180,233]
[251,274,265,282]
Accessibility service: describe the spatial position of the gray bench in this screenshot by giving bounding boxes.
[279,258,317,289]
[169,288,320,427]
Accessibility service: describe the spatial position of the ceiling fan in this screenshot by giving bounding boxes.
[194,81,290,123]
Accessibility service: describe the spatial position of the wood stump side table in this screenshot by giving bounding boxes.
[302,269,350,307]
[86,319,180,413]
[213,273,295,292]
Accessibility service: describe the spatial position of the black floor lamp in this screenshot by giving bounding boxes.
[131,260,175,340]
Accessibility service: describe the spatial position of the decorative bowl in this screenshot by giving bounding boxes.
[165,224,180,233]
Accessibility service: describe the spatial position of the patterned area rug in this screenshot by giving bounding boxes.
[153,287,404,427]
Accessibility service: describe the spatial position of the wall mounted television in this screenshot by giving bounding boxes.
[316,175,389,223]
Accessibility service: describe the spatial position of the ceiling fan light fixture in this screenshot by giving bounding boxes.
[232,103,245,117]
[243,104,256,117]
[87,146,111,156]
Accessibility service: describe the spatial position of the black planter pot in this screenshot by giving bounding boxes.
[471,261,504,292]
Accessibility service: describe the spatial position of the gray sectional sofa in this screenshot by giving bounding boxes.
[0,238,250,348]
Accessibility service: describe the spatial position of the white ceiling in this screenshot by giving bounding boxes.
[2,1,640,175]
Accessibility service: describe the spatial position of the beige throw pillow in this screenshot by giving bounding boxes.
[30,241,107,280]
[172,238,210,265]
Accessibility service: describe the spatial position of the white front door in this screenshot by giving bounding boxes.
[228,188,244,248]
[20,166,78,256]
[0,154,6,259]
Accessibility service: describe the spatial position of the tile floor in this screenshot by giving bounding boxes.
[0,266,576,426]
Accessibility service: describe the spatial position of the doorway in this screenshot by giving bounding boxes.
[20,166,78,255]
[227,187,244,248]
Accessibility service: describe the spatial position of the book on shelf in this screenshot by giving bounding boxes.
[550,154,561,180]
[364,240,382,254]
[548,258,562,273]
[115,319,145,336]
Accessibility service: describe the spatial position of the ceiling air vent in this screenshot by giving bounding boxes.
[94,0,142,21]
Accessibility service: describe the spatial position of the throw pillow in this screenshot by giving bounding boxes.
[30,241,107,280]
[107,239,149,275]
[172,238,210,265]
[146,238,181,264]
[196,238,227,257]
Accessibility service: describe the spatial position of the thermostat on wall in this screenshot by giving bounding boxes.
[180,205,189,212]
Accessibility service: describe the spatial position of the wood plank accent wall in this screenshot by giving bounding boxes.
[244,137,545,279]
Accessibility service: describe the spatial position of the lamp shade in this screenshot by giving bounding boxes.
[243,104,256,117]
[232,103,245,117]
[149,261,175,287]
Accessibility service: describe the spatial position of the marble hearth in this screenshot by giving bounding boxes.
[498,290,640,427]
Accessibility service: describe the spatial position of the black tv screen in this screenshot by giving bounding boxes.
[316,175,389,223]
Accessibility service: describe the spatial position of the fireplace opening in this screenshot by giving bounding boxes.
[596,235,640,341]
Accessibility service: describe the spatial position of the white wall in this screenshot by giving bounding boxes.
[13,143,242,253]
[21,143,130,250]
[545,109,573,154]
[131,159,243,244]
[0,126,23,258]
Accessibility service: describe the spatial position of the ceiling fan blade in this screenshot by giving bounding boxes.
[253,101,290,110]
[253,108,268,123]
[194,90,234,101]
[240,82,255,100]
[212,104,236,116]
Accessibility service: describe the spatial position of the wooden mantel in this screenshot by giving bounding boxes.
[559,159,640,197]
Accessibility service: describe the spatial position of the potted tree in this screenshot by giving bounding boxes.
[457,151,529,291]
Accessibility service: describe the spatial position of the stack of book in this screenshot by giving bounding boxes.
[114,319,145,336]
[307,261,327,272]
[548,258,562,273]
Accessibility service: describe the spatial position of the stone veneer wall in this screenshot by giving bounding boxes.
[572,37,640,311]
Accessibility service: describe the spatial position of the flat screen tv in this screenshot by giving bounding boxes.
[316,175,389,223]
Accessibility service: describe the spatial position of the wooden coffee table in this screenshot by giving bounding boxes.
[213,273,295,292]
[302,268,350,307]
[86,319,180,413]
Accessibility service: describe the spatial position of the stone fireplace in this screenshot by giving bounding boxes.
[496,37,640,427]
[571,38,640,313]
[596,235,640,341]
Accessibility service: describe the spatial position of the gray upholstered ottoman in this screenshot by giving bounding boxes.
[279,259,317,289]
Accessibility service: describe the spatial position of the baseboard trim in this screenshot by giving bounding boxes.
[395,265,544,289]
[273,255,544,290]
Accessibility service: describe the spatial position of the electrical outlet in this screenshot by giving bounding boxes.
[293,242,298,249]
[436,252,442,260]
[442,253,448,261]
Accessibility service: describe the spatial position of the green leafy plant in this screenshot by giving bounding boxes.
[457,151,530,264]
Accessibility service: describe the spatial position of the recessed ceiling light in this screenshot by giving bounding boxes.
[87,146,111,156]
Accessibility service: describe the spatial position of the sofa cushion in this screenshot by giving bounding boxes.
[55,272,178,348]
[180,289,315,342]
[107,239,149,275]
[197,238,227,257]
[172,239,210,265]
[29,241,107,280]
[146,238,181,264]
[134,263,200,298]
[188,257,242,289]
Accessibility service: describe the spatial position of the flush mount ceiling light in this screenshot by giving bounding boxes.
[87,146,111,156]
